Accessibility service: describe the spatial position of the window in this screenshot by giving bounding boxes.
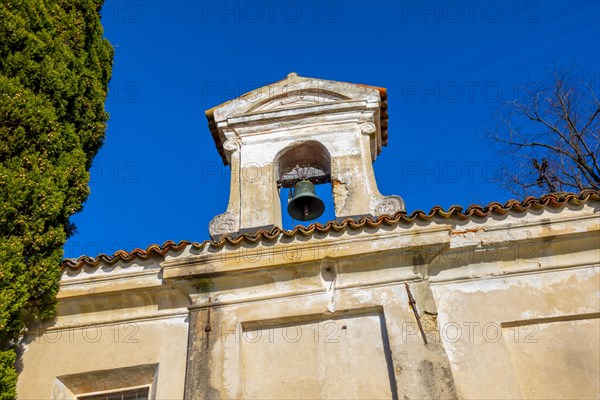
[53,364,157,399]
[77,386,149,400]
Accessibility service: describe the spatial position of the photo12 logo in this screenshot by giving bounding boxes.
[402,321,539,344]
[63,241,141,260]
[104,1,141,24]
[213,321,347,344]
[400,81,503,104]
[35,322,140,344]
[89,161,140,184]
[219,242,340,263]
[399,161,505,184]
[399,1,540,24]
[201,79,346,107]
[200,1,340,24]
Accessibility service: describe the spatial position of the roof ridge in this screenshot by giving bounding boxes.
[60,189,600,270]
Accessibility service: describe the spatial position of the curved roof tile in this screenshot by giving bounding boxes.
[61,190,600,270]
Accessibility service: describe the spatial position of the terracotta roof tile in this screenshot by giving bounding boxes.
[60,190,600,271]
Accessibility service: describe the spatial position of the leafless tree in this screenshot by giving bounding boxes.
[489,67,599,196]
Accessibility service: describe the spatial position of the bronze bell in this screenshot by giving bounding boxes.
[287,180,325,221]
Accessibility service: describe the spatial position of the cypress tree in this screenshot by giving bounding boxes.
[0,1,113,397]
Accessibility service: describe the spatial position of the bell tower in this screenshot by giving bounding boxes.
[206,73,404,240]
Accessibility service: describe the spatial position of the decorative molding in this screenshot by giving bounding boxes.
[42,311,189,332]
[60,268,161,286]
[161,225,451,276]
[271,119,303,130]
[360,122,377,136]
[227,100,369,125]
[222,138,242,154]
[373,195,405,216]
[209,211,239,240]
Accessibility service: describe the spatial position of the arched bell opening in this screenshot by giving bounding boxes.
[275,141,335,229]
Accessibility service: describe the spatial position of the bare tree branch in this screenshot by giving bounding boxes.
[488,66,600,196]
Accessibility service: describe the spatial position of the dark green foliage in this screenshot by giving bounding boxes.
[0,1,113,397]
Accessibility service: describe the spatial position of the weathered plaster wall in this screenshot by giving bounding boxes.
[170,203,600,399]
[432,267,600,399]
[16,260,190,399]
[182,281,457,399]
[16,203,600,399]
[18,318,188,399]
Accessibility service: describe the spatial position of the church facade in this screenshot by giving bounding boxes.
[17,74,600,399]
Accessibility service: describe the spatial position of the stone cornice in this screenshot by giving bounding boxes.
[58,265,163,299]
[160,224,452,279]
[44,207,600,334]
[225,100,374,126]
[161,208,599,280]
[52,204,599,316]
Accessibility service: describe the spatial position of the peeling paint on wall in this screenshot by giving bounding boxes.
[332,179,348,211]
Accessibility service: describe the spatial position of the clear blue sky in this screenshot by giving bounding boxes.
[64,0,600,259]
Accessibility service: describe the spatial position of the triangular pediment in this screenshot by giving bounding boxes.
[206,73,388,166]
[208,73,382,123]
[247,88,349,113]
